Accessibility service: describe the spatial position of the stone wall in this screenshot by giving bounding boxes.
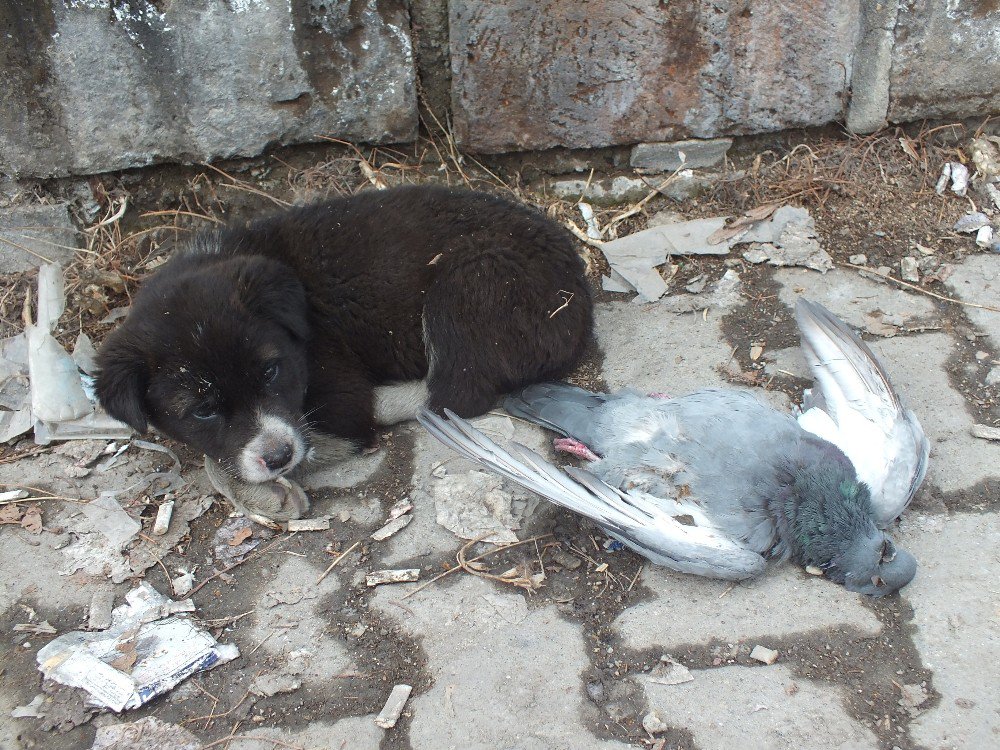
[1,0,998,177]
[0,0,417,177]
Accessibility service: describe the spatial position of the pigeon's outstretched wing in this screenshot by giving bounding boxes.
[794,298,929,527]
[418,409,766,581]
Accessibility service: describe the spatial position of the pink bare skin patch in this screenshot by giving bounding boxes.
[553,437,601,462]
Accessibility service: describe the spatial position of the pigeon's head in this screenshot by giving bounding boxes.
[837,533,916,597]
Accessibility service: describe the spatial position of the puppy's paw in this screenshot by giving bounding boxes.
[204,457,311,523]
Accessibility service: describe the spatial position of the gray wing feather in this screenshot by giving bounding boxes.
[795,298,929,526]
[418,409,766,581]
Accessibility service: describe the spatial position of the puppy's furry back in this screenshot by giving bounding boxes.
[216,185,594,417]
[96,184,593,468]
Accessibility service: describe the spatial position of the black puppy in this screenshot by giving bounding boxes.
[96,185,593,520]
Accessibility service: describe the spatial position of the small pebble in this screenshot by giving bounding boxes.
[900,256,920,283]
[750,645,779,665]
[642,710,670,735]
[848,254,867,265]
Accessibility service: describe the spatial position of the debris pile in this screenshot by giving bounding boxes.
[36,583,238,712]
[599,204,830,304]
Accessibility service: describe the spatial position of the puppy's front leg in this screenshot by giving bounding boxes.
[204,457,310,523]
[306,371,379,453]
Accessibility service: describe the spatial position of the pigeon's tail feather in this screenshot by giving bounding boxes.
[503,382,606,444]
[417,409,767,582]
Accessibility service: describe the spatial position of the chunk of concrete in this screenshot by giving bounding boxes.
[866,334,1000,493]
[615,564,880,652]
[0,204,79,273]
[372,575,632,749]
[596,300,734,394]
[944,255,1000,351]
[641,664,878,749]
[630,138,733,172]
[900,513,1000,749]
[775,267,940,330]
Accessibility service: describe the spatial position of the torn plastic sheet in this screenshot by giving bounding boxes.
[24,264,132,445]
[36,583,239,712]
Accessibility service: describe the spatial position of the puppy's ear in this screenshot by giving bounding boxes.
[95,330,150,433]
[237,258,310,341]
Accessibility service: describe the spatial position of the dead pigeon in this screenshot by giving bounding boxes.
[418,304,920,597]
[794,298,929,528]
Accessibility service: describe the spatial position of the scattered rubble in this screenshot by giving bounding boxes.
[970,137,1000,181]
[11,694,47,719]
[88,589,115,631]
[642,709,671,735]
[750,645,779,665]
[738,207,833,273]
[36,583,239,712]
[433,469,538,544]
[971,423,1000,441]
[374,683,413,729]
[366,569,420,587]
[601,206,828,303]
[151,497,174,535]
[551,175,650,206]
[649,655,695,686]
[372,513,413,541]
[658,270,742,314]
[286,517,331,532]
[954,212,991,233]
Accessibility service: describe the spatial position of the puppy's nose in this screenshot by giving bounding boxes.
[262,443,294,472]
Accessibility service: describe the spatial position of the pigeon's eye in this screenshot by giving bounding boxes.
[871,575,886,588]
[880,540,896,563]
[192,403,219,420]
[264,361,280,384]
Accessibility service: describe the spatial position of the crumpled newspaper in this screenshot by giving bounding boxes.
[36,583,238,712]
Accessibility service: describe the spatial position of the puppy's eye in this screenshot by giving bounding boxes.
[264,362,280,384]
[192,404,219,420]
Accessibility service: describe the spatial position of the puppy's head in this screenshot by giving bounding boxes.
[96,248,312,483]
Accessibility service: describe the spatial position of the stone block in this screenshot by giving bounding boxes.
[944,255,1000,350]
[373,576,632,749]
[615,564,880,653]
[630,138,733,173]
[0,0,417,178]
[0,204,79,273]
[450,0,858,152]
[899,512,1000,749]
[641,664,878,749]
[888,2,1000,122]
